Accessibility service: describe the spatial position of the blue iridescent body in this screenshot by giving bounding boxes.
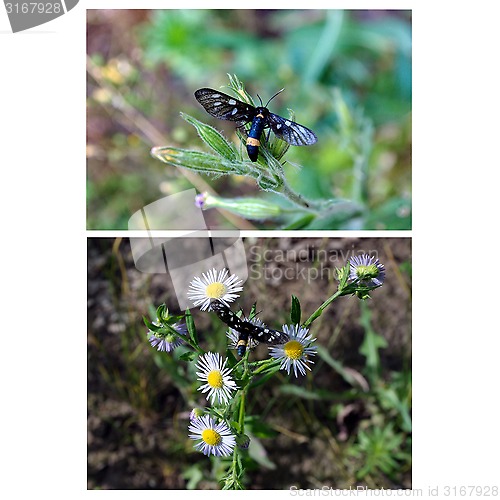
[194,88,317,162]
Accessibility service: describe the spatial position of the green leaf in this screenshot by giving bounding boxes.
[256,174,280,190]
[143,315,154,329]
[376,385,412,433]
[151,350,191,387]
[204,194,285,220]
[245,417,278,438]
[359,303,387,373]
[316,345,369,390]
[365,197,412,230]
[259,146,286,177]
[249,303,258,318]
[183,465,203,490]
[184,308,199,346]
[248,365,282,388]
[282,213,316,229]
[225,348,238,368]
[156,303,167,320]
[339,262,350,289]
[247,434,276,470]
[290,295,301,324]
[151,146,244,175]
[179,351,196,362]
[181,112,239,161]
[227,73,255,105]
[303,10,344,84]
[279,384,322,400]
[143,316,161,333]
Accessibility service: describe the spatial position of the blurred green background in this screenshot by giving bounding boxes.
[88,236,411,489]
[87,10,411,230]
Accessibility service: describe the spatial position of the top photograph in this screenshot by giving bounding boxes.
[87,9,411,231]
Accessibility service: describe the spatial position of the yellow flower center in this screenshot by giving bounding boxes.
[202,428,222,446]
[284,340,304,360]
[356,264,379,279]
[207,370,224,388]
[205,282,227,299]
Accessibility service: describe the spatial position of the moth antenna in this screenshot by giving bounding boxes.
[265,88,285,108]
[257,94,263,106]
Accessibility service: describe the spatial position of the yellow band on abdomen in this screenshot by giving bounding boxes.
[246,137,260,147]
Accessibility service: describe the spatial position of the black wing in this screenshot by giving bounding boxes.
[210,301,254,335]
[267,113,318,146]
[211,301,289,345]
[251,325,290,345]
[194,88,256,126]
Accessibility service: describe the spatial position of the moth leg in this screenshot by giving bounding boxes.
[235,124,250,157]
[265,128,272,143]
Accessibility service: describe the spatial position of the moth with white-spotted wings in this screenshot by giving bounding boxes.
[210,301,290,357]
[194,88,318,162]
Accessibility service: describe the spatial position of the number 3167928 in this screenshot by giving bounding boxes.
[5,3,62,14]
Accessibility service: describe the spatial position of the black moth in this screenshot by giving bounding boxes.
[210,301,289,357]
[194,87,317,162]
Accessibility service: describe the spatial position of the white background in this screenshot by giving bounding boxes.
[1,0,499,497]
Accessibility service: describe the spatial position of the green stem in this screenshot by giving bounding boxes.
[238,389,246,433]
[164,324,205,355]
[275,178,323,213]
[275,175,362,220]
[181,341,204,355]
[303,288,343,328]
[251,357,281,375]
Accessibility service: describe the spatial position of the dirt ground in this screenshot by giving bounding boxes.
[87,237,411,489]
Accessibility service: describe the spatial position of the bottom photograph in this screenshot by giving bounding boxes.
[87,236,411,490]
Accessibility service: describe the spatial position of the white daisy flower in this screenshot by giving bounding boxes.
[269,324,317,377]
[187,268,243,311]
[188,414,236,457]
[195,352,238,405]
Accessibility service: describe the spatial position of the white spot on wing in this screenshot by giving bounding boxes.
[213,102,222,107]
[285,120,291,126]
[276,123,282,129]
[229,99,236,105]
[231,108,238,115]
